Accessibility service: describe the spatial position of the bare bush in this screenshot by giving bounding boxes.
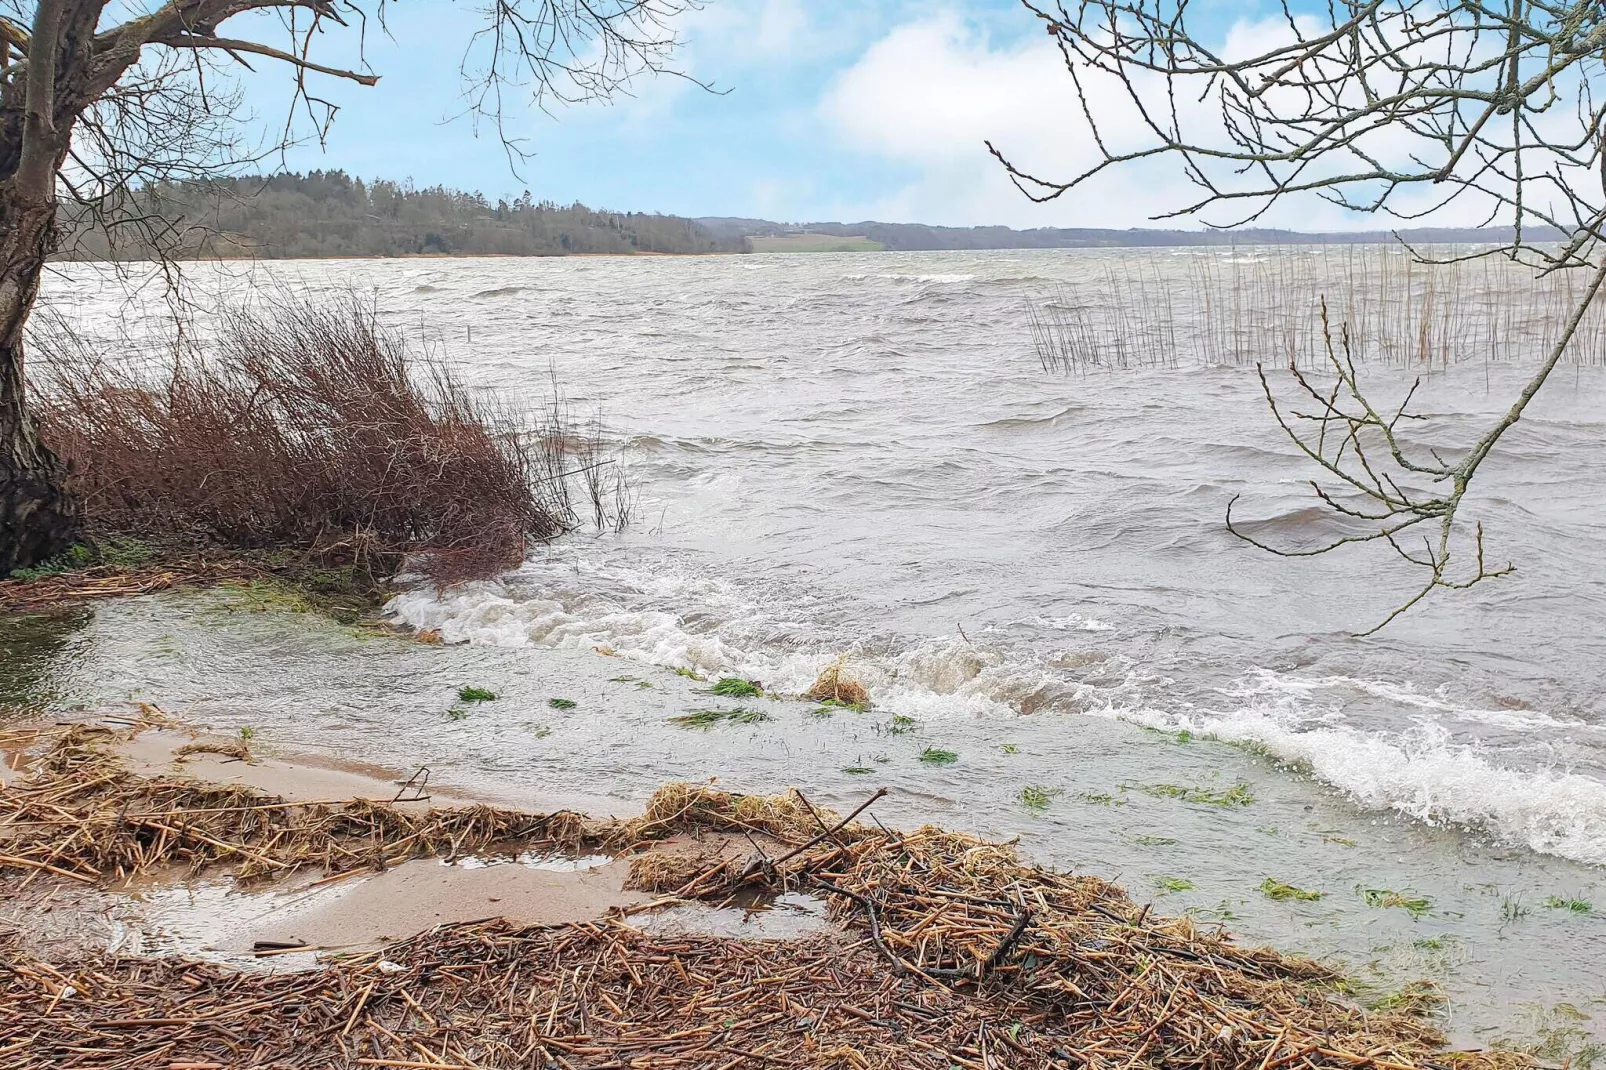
[28,295,627,587]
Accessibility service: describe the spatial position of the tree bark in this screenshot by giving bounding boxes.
[0,190,78,575]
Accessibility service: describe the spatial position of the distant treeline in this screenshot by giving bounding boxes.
[696,216,1563,251]
[61,171,750,260]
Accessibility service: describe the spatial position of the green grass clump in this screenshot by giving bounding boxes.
[819,697,871,712]
[669,707,772,729]
[548,697,577,710]
[446,708,469,721]
[1000,743,1020,754]
[1020,785,1061,812]
[843,765,874,775]
[1152,876,1195,894]
[888,714,917,735]
[1364,980,1446,1016]
[458,686,497,703]
[97,536,155,568]
[1360,887,1433,917]
[704,677,763,698]
[1501,894,1530,922]
[1261,878,1325,902]
[238,726,257,741]
[1135,782,1255,807]
[223,579,315,615]
[673,667,707,682]
[918,746,958,765]
[1075,791,1127,807]
[9,542,95,580]
[1542,895,1594,914]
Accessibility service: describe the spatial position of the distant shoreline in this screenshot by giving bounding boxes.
[52,235,1517,266]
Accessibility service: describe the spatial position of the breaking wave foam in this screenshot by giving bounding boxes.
[389,573,1606,868]
[1096,695,1606,867]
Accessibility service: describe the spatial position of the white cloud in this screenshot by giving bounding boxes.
[816,12,1512,230]
[687,0,831,65]
[816,13,1216,227]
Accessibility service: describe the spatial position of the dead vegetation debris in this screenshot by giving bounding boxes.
[0,725,588,885]
[803,660,871,709]
[0,726,1526,1070]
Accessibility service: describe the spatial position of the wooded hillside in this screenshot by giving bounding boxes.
[62,172,750,259]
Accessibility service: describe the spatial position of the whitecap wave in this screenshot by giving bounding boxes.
[387,573,1606,866]
[1094,699,1606,866]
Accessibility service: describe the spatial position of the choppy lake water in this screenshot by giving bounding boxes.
[14,249,1606,1050]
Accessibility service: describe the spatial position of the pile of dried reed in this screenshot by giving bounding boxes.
[0,739,1524,1070]
[27,295,628,587]
[803,660,871,709]
[622,787,1486,1070]
[0,558,268,613]
[0,726,590,885]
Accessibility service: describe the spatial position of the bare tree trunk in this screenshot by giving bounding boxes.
[0,189,77,574]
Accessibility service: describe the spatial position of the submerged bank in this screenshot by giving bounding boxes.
[0,716,1518,1070]
[1,588,1604,1062]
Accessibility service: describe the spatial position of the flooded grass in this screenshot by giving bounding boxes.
[668,707,771,729]
[548,698,578,710]
[918,746,958,765]
[1261,878,1326,902]
[703,677,762,698]
[1020,785,1061,812]
[1152,875,1196,894]
[457,686,497,703]
[1542,896,1594,914]
[1365,981,1447,1017]
[672,667,707,682]
[1134,782,1255,807]
[1361,887,1434,917]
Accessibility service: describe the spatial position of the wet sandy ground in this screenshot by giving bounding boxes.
[0,722,833,973]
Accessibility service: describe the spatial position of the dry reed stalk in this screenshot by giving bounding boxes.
[1030,245,1606,374]
[0,750,1526,1070]
[0,558,270,612]
[803,661,870,709]
[0,726,595,884]
[26,294,630,589]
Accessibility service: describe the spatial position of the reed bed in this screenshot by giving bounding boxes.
[1029,245,1606,372]
[0,735,1523,1070]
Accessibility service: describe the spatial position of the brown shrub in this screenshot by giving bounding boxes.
[29,295,627,585]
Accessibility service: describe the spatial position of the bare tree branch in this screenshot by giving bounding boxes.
[1013,0,1606,628]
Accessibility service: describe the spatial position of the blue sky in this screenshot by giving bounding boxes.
[228,0,1304,228]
